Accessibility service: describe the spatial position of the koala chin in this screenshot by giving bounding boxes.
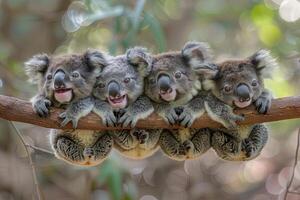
[25,50,114,166]
[193,49,277,161]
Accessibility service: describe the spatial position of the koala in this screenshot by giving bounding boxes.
[92,47,161,159]
[25,51,113,166]
[144,42,214,160]
[193,50,277,161]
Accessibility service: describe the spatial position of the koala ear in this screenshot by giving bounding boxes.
[24,54,49,83]
[182,41,213,68]
[84,49,108,73]
[193,63,220,79]
[249,50,278,79]
[126,47,152,77]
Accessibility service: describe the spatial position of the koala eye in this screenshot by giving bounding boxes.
[72,71,80,78]
[97,83,105,88]
[223,85,232,93]
[174,71,182,79]
[124,78,131,84]
[46,74,52,80]
[252,80,258,87]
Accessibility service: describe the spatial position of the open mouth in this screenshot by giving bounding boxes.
[233,97,252,108]
[159,88,176,102]
[107,95,127,109]
[54,88,73,103]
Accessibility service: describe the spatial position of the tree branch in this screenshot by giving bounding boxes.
[1,95,300,130]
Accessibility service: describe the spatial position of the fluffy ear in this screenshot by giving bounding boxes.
[182,41,213,68]
[193,63,220,79]
[249,49,278,79]
[84,49,108,73]
[24,54,49,83]
[126,47,152,77]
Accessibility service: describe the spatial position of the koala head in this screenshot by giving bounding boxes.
[198,50,277,108]
[25,50,104,104]
[93,47,152,109]
[144,41,211,104]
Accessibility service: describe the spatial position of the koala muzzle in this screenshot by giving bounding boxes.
[236,84,250,101]
[158,75,172,93]
[108,81,121,97]
[54,70,66,89]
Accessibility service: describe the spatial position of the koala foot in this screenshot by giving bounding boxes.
[242,139,256,158]
[181,140,194,154]
[33,98,51,118]
[59,112,79,129]
[56,136,84,162]
[132,130,149,144]
[255,95,271,114]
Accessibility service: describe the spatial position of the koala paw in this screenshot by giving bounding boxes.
[118,111,139,128]
[164,108,179,125]
[178,108,196,127]
[242,139,256,158]
[132,130,149,144]
[181,140,194,153]
[59,112,79,129]
[33,99,51,118]
[255,96,271,114]
[101,111,117,127]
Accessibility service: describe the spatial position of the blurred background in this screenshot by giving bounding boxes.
[0,0,300,199]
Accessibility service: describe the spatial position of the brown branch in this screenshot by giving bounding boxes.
[1,95,300,130]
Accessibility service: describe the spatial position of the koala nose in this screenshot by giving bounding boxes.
[54,70,66,89]
[158,74,171,93]
[236,84,250,101]
[108,81,120,97]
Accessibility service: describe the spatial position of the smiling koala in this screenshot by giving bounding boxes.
[25,51,114,166]
[195,50,277,161]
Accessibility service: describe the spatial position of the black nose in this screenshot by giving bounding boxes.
[54,70,66,89]
[108,81,120,97]
[236,84,250,101]
[158,74,171,92]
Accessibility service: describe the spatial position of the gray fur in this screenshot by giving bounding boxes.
[159,128,211,161]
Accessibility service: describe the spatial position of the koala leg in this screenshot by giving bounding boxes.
[159,129,186,161]
[254,89,272,114]
[59,97,94,128]
[204,93,244,129]
[91,132,113,161]
[211,130,242,161]
[241,124,268,160]
[112,130,139,151]
[31,94,52,117]
[50,129,85,163]
[178,93,206,127]
[93,99,117,127]
[118,95,154,127]
[137,129,162,149]
[181,128,211,159]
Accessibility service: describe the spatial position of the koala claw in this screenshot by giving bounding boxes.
[102,112,117,127]
[178,111,194,128]
[59,112,78,129]
[255,97,271,114]
[34,99,51,118]
[164,109,178,125]
[119,112,138,128]
[132,130,149,144]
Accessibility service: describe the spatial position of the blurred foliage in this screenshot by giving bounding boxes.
[0,0,300,199]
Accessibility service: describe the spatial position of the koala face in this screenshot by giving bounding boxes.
[199,50,277,108]
[25,50,104,105]
[93,47,152,109]
[145,42,211,104]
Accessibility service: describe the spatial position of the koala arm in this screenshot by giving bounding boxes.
[254,89,272,114]
[93,99,117,127]
[118,95,154,127]
[31,92,52,117]
[59,96,94,128]
[204,92,244,129]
